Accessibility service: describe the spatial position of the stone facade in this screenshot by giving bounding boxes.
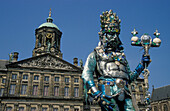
[151,85,170,111]
[130,78,147,111]
[0,54,84,111]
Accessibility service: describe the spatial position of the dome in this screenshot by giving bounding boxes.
[38,22,59,30]
[38,10,60,30]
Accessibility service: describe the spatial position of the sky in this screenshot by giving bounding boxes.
[0,0,170,92]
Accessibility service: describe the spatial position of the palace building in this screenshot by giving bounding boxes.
[0,10,83,111]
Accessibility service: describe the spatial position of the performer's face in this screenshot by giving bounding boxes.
[102,33,120,51]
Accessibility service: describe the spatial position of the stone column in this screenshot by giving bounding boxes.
[14,103,18,111]
[39,74,44,96]
[0,103,3,111]
[51,33,55,47]
[16,72,22,95]
[38,104,42,111]
[43,32,46,46]
[79,75,83,96]
[80,105,83,111]
[60,75,64,97]
[28,73,33,95]
[26,103,30,111]
[49,104,53,111]
[50,74,54,96]
[4,71,11,96]
[35,35,38,48]
[71,75,74,97]
[70,105,74,111]
[59,105,64,111]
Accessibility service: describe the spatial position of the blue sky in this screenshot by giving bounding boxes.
[0,0,170,92]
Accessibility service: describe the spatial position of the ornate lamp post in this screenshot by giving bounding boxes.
[131,29,161,110]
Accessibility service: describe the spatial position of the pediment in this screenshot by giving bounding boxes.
[7,54,81,72]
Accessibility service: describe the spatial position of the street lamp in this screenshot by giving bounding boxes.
[131,28,161,111]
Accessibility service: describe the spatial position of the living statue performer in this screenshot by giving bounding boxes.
[82,10,151,111]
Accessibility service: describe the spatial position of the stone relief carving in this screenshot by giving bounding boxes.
[18,55,77,71]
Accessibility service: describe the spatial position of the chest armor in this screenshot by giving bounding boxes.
[95,50,129,80]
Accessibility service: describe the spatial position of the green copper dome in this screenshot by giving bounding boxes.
[38,22,59,30]
[38,10,59,30]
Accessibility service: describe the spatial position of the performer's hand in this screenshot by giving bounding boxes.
[142,54,151,67]
[92,91,115,110]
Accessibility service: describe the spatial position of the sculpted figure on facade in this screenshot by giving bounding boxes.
[82,10,151,111]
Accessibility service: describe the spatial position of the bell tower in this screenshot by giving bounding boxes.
[33,9,62,58]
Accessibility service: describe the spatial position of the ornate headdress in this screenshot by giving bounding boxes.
[98,10,121,37]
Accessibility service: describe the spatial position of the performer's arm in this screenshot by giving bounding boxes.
[82,51,98,93]
[128,55,150,83]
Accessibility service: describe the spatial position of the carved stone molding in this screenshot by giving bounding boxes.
[17,55,77,71]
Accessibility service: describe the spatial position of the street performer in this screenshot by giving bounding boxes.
[82,10,150,111]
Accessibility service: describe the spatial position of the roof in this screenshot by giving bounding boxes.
[151,85,170,102]
[38,22,59,30]
[0,60,9,71]
[38,17,59,30]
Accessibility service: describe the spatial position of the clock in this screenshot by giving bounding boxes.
[46,33,53,38]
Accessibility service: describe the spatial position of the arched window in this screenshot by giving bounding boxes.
[164,104,168,111]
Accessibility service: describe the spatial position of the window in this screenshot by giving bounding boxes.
[42,108,47,111]
[140,94,144,103]
[12,74,17,79]
[44,76,49,81]
[9,84,16,94]
[44,86,49,96]
[54,86,59,96]
[74,78,79,83]
[6,107,12,111]
[34,75,39,80]
[23,75,28,80]
[21,84,27,95]
[64,87,69,97]
[164,104,168,111]
[53,108,58,111]
[74,87,79,97]
[65,78,69,83]
[33,85,38,96]
[139,85,143,92]
[55,77,59,82]
[131,85,135,91]
[2,78,6,83]
[19,107,24,111]
[75,108,79,111]
[31,107,36,111]
[0,88,4,96]
[64,108,69,111]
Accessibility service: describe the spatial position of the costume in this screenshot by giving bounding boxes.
[82,10,150,111]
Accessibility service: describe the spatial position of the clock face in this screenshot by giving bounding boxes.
[46,33,53,38]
